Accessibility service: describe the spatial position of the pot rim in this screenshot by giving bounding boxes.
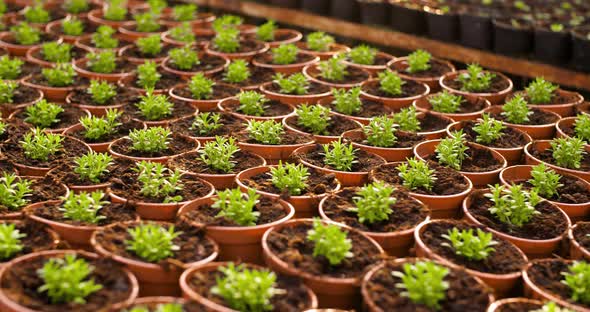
[439,70,514,99]
[413,93,492,119]
[293,144,387,176]
[360,78,431,104]
[445,120,533,152]
[568,223,590,259]
[387,56,456,82]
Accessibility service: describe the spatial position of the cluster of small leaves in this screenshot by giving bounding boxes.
[103,0,127,21]
[397,157,436,191]
[306,32,334,52]
[128,303,184,312]
[91,26,119,49]
[37,254,103,304]
[331,87,362,115]
[87,50,117,74]
[188,73,214,100]
[213,188,260,226]
[270,162,309,196]
[272,44,298,65]
[350,182,396,224]
[550,137,587,169]
[485,184,541,227]
[0,80,17,103]
[60,191,107,224]
[137,61,161,89]
[134,161,184,202]
[42,63,76,87]
[74,151,114,183]
[502,94,531,124]
[532,302,575,312]
[25,99,64,128]
[0,223,26,260]
[20,129,63,161]
[528,163,563,199]
[273,73,309,95]
[238,91,268,116]
[429,91,462,113]
[364,116,397,148]
[472,114,505,145]
[307,218,353,265]
[435,130,468,170]
[561,261,590,305]
[146,0,166,14]
[199,136,240,173]
[0,173,32,210]
[129,127,171,153]
[393,107,421,132]
[296,104,330,135]
[172,4,196,21]
[574,114,590,143]
[190,112,222,135]
[392,261,449,310]
[211,15,243,32]
[11,22,41,45]
[441,227,498,261]
[168,22,195,43]
[134,12,160,32]
[213,27,240,53]
[63,0,89,14]
[136,92,173,121]
[246,120,284,145]
[88,80,117,104]
[457,64,495,92]
[125,223,181,262]
[42,42,72,63]
[406,49,432,73]
[323,140,357,171]
[224,59,250,83]
[318,57,348,82]
[212,263,284,312]
[0,56,23,80]
[348,45,377,65]
[256,20,276,42]
[525,77,558,104]
[24,4,50,23]
[0,121,5,136]
[81,110,121,142]
[378,71,405,96]
[168,46,199,70]
[62,17,84,36]
[137,34,162,56]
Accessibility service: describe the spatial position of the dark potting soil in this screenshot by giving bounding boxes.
[124,99,195,122]
[370,162,469,196]
[296,144,384,173]
[326,98,392,118]
[187,265,312,312]
[427,96,488,114]
[68,114,144,144]
[236,130,312,145]
[418,113,452,132]
[31,46,87,63]
[16,61,42,80]
[30,200,137,227]
[253,52,316,65]
[242,167,338,197]
[224,99,293,118]
[286,114,360,137]
[362,79,427,99]
[426,143,503,172]
[0,157,17,174]
[110,134,198,158]
[0,255,134,312]
[1,84,39,105]
[460,121,529,148]
[180,197,287,227]
[69,86,140,107]
[170,150,264,175]
[530,147,590,172]
[165,54,227,73]
[28,74,88,90]
[266,221,382,278]
[173,84,240,101]
[347,53,391,66]
[521,91,581,105]
[122,44,172,60]
[14,106,87,130]
[170,113,246,138]
[313,66,370,85]
[322,187,428,233]
[213,65,274,88]
[266,81,330,96]
[364,260,491,312]
[1,120,31,142]
[2,135,88,168]
[495,301,542,312]
[573,222,590,251]
[395,59,454,78]
[527,259,590,309]
[0,176,67,214]
[124,301,207,312]
[210,39,267,54]
[444,73,511,94]
[346,129,424,148]
[490,108,559,125]
[0,220,56,262]
[420,220,527,274]
[512,175,590,204]
[129,71,181,91]
[468,191,568,240]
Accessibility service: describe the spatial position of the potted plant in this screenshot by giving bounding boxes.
[393,106,454,139]
[341,44,395,75]
[283,104,360,143]
[0,55,39,82]
[46,16,96,44]
[67,79,141,116]
[440,63,513,105]
[303,56,370,89]
[487,298,545,312]
[0,220,59,264]
[388,49,455,92]
[10,98,89,134]
[73,50,135,82]
[26,41,86,68]
[75,25,128,53]
[510,77,584,117]
[369,157,472,219]
[208,14,257,35]
[0,173,68,219]
[125,90,194,127]
[0,22,56,56]
[169,112,246,144]
[524,138,590,182]
[161,22,197,47]
[569,222,590,260]
[46,151,115,193]
[118,34,171,65]
[205,25,269,61]
[114,297,208,312]
[252,43,319,74]
[118,11,169,41]
[236,162,340,218]
[161,45,229,80]
[169,73,238,112]
[248,19,303,48]
[119,61,181,95]
[413,90,491,121]
[296,31,350,60]
[360,70,430,110]
[22,62,88,101]
[177,187,294,264]
[557,114,590,145]
[218,90,294,121]
[0,79,43,117]
[159,3,215,29]
[212,58,274,91]
[319,87,393,125]
[261,218,383,309]
[87,0,132,28]
[260,72,331,106]
[12,2,65,29]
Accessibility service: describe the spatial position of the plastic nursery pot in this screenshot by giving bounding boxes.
[341,129,414,162]
[87,9,130,29]
[568,223,590,261]
[413,94,491,122]
[341,51,395,75]
[462,190,571,259]
[524,140,590,183]
[65,91,128,118]
[556,117,590,145]
[168,84,236,112]
[259,81,332,107]
[283,115,362,144]
[180,261,318,312]
[296,42,351,61]
[108,135,200,164]
[483,105,559,140]
[516,89,584,118]
[91,222,219,297]
[0,87,42,117]
[204,41,270,62]
[20,75,78,102]
[236,165,342,218]
[0,249,139,312]
[177,196,295,265]
[369,162,473,219]
[414,140,507,187]
[440,70,514,105]
[262,219,384,309]
[414,220,527,298]
[252,51,320,75]
[161,54,230,80]
[218,97,295,122]
[0,32,45,56]
[302,63,371,90]
[11,137,91,176]
[486,298,544,312]
[388,56,456,92]
[117,22,167,42]
[237,138,315,166]
[73,58,133,83]
[500,165,590,222]
[446,121,533,165]
[360,78,430,111]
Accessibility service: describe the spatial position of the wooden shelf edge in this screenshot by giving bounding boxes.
[199,0,590,92]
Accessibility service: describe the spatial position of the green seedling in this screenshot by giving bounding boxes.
[246,120,283,145]
[307,218,353,265]
[41,42,72,63]
[42,63,76,87]
[331,87,362,115]
[256,20,276,42]
[87,80,117,105]
[363,115,397,147]
[199,136,240,173]
[125,223,181,262]
[397,157,436,191]
[190,112,222,135]
[485,184,541,227]
[296,104,330,135]
[136,61,161,90]
[561,261,590,305]
[136,92,173,121]
[378,70,405,96]
[457,64,495,92]
[0,173,32,210]
[136,34,162,56]
[273,72,309,95]
[24,99,64,128]
[168,46,199,70]
[306,32,334,52]
[406,49,431,73]
[472,114,505,145]
[74,151,114,184]
[134,161,184,202]
[550,137,586,169]
[237,91,268,116]
[393,107,421,132]
[0,223,26,260]
[429,91,462,113]
[525,77,558,104]
[348,45,377,65]
[20,128,63,161]
[441,227,498,261]
[129,127,171,153]
[188,73,215,100]
[271,43,298,65]
[0,56,23,80]
[224,59,250,83]
[322,139,357,171]
[11,22,40,45]
[270,162,309,196]
[60,191,107,224]
[392,261,449,310]
[87,50,117,74]
[528,163,563,199]
[350,181,396,224]
[91,26,119,49]
[318,56,347,81]
[213,188,260,226]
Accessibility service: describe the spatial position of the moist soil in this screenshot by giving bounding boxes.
[29,201,137,227]
[180,197,287,227]
[521,91,580,105]
[2,135,88,168]
[253,52,316,65]
[224,99,293,118]
[68,114,144,144]
[265,221,382,278]
[418,113,452,132]
[296,144,384,173]
[170,150,264,175]
[326,98,392,118]
[420,220,527,274]
[312,66,370,85]
[68,86,140,107]
[495,302,542,312]
[0,176,67,214]
[236,130,312,145]
[362,79,427,99]
[165,54,227,73]
[80,59,136,74]
[286,115,360,137]
[468,191,568,240]
[30,47,87,63]
[427,96,488,114]
[573,222,590,251]
[490,108,559,125]
[347,53,391,66]
[459,121,529,148]
[212,65,274,88]
[0,220,56,262]
[173,84,240,101]
[444,73,511,94]
[527,260,590,309]
[124,100,195,122]
[128,72,181,91]
[511,175,590,205]
[187,265,312,312]
[14,61,41,80]
[122,44,172,60]
[364,260,491,312]
[14,106,86,131]
[425,144,503,172]
[209,38,266,54]
[530,147,590,172]
[28,74,88,89]
[0,255,134,312]
[393,59,454,78]
[109,133,197,158]
[170,113,246,138]
[266,81,330,95]
[346,129,424,148]
[322,188,428,233]
[370,162,469,196]
[242,167,338,197]
[0,84,39,105]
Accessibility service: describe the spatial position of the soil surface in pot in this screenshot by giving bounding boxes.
[490,108,559,125]
[363,80,427,99]
[322,188,428,233]
[69,86,140,107]
[254,52,316,65]
[124,100,194,123]
[0,220,57,261]
[236,130,310,145]
[2,135,88,168]
[77,37,129,50]
[530,147,590,172]
[122,45,172,60]
[287,115,359,137]
[225,99,292,118]
[0,157,17,174]
[12,61,41,80]
[1,84,40,105]
[173,84,240,101]
[468,191,568,240]
[395,59,454,78]
[30,47,87,64]
[68,114,144,144]
[347,54,391,66]
[187,264,312,312]
[527,260,589,309]
[0,176,67,213]
[573,222,590,251]
[265,81,330,95]
[171,150,263,175]
[47,162,113,186]
[521,91,580,105]
[460,121,529,148]
[80,59,136,74]
[170,113,246,138]
[128,71,180,91]
[209,39,266,54]
[418,113,452,132]
[421,221,527,274]
[371,163,469,196]
[559,120,589,143]
[109,134,197,158]
[30,200,136,226]
[425,144,503,172]
[326,99,392,118]
[165,54,226,73]
[347,130,424,148]
[266,221,382,278]
[444,74,511,93]
[511,176,590,205]
[0,255,133,312]
[364,260,491,312]
[428,96,488,114]
[495,301,542,312]
[212,66,274,88]
[242,167,338,197]
[125,301,206,312]
[312,66,369,85]
[14,106,87,131]
[296,144,383,172]
[181,197,287,227]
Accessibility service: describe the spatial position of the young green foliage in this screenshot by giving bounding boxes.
[62,17,84,36]
[188,73,215,100]
[0,223,26,260]
[0,56,23,80]
[23,4,50,23]
[246,120,284,145]
[10,22,41,45]
[134,12,160,33]
[429,91,462,113]
[392,261,449,310]
[146,0,166,14]
[306,32,334,52]
[20,128,63,161]
[87,50,117,74]
[213,188,260,226]
[561,261,590,305]
[331,87,362,115]
[574,114,590,143]
[296,104,330,135]
[441,227,498,261]
[393,107,421,132]
[42,63,76,87]
[350,181,397,224]
[237,91,268,116]
[0,173,32,210]
[550,137,586,169]
[60,191,107,224]
[532,302,575,312]
[37,254,103,304]
[378,70,405,96]
[485,184,541,227]
[91,25,119,49]
[134,161,184,202]
[271,43,298,65]
[136,92,173,121]
[63,0,89,14]
[190,112,222,135]
[406,49,432,73]
[136,34,162,56]
[457,64,495,92]
[273,72,309,95]
[307,218,353,265]
[270,162,309,196]
[41,42,72,63]
[213,27,240,53]
[322,139,357,171]
[256,20,276,42]
[348,45,377,65]
[397,157,436,191]
[0,80,17,103]
[168,22,195,43]
[168,46,199,70]
[318,56,348,82]
[103,0,127,21]
[525,77,558,104]
[472,114,505,144]
[172,4,196,21]
[435,130,468,170]
[24,99,64,128]
[363,116,397,147]
[502,94,531,124]
[125,223,181,262]
[528,163,563,199]
[87,80,117,105]
[224,59,250,83]
[0,121,5,136]
[211,14,243,32]
[129,127,171,153]
[74,151,114,183]
[81,109,122,141]
[199,136,240,173]
[137,61,161,90]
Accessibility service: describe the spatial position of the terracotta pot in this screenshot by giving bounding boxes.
[414,219,527,297]
[341,51,395,75]
[342,129,416,162]
[260,81,332,107]
[117,44,167,65]
[108,135,200,164]
[296,42,350,60]
[168,83,237,112]
[73,57,133,83]
[516,89,584,117]
[12,136,91,176]
[219,97,295,121]
[65,91,126,117]
[237,136,315,166]
[117,74,180,96]
[484,105,559,140]
[118,21,167,42]
[414,94,491,122]
[25,45,59,68]
[284,115,361,144]
[0,32,45,56]
[556,117,590,147]
[360,78,430,110]
[568,223,590,260]
[463,189,571,258]
[486,298,544,312]
[20,75,78,102]
[0,86,42,117]
[388,56,456,92]
[252,51,319,75]
[303,63,370,90]
[161,54,229,81]
[369,162,473,219]
[91,221,218,297]
[524,140,590,183]
[414,140,507,187]
[74,33,129,54]
[178,196,295,265]
[293,144,386,187]
[87,9,130,28]
[440,70,513,105]
[446,121,532,165]
[500,165,590,222]
[204,40,269,61]
[180,261,318,312]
